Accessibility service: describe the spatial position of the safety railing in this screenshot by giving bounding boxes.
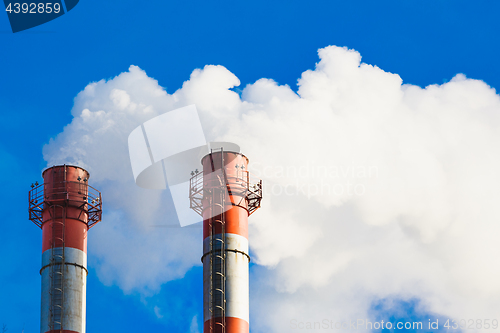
[28,181,102,228]
[189,170,204,216]
[189,170,262,216]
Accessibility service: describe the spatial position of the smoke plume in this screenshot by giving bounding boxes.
[44,46,500,332]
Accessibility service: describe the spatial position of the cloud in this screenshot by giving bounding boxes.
[44,46,500,331]
[154,306,164,319]
[189,315,200,333]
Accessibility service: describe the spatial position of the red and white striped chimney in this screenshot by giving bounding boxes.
[190,149,262,333]
[29,165,102,333]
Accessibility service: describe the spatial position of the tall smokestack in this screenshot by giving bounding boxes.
[190,149,262,333]
[29,165,102,333]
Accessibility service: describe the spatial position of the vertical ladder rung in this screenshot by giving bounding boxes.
[49,205,65,331]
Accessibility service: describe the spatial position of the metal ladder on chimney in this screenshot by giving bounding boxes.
[49,204,65,333]
[209,148,227,333]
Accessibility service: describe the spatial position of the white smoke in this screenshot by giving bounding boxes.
[44,46,500,331]
[43,66,203,294]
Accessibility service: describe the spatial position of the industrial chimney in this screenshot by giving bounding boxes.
[189,149,262,333]
[29,165,102,333]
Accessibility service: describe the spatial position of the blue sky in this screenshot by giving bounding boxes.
[1,1,500,332]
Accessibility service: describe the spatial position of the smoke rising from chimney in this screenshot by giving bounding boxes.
[43,46,500,332]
